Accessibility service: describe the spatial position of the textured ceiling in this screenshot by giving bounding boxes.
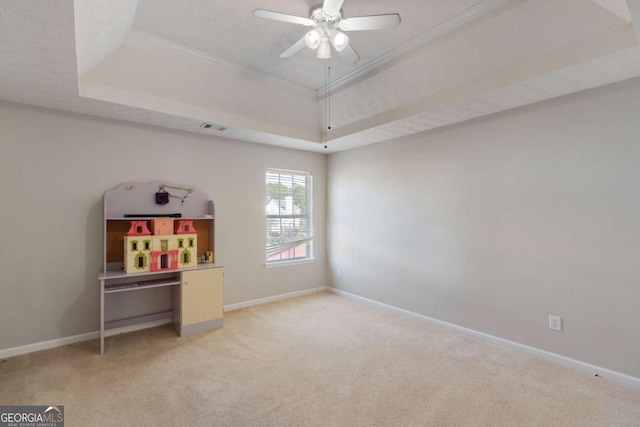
[132,0,485,90]
[0,0,639,154]
[74,0,138,76]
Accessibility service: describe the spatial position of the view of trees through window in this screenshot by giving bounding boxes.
[266,170,312,262]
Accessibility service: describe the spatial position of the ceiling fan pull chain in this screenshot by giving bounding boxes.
[328,57,331,132]
[324,56,328,149]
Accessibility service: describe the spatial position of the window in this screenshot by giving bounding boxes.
[266,169,313,263]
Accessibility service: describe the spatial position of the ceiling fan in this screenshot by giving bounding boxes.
[253,0,401,64]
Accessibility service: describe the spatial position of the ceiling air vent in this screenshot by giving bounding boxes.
[200,123,227,131]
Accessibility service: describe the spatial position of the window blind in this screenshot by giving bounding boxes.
[266,169,313,260]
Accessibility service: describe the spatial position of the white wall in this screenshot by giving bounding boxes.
[0,101,326,350]
[327,77,640,378]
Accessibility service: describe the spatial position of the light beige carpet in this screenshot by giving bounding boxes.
[1,292,639,426]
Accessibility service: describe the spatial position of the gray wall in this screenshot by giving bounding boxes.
[327,78,640,378]
[0,101,326,350]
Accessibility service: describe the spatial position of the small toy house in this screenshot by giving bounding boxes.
[124,219,198,273]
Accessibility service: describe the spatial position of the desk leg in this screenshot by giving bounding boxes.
[100,279,105,355]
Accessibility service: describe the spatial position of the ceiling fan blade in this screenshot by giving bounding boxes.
[339,14,401,31]
[253,9,313,26]
[338,43,360,64]
[322,0,345,17]
[280,36,307,58]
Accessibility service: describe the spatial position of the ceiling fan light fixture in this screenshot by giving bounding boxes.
[305,29,321,49]
[317,38,331,58]
[253,1,401,64]
[330,30,348,52]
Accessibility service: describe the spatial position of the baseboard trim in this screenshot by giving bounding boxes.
[328,287,640,390]
[0,287,329,359]
[0,319,174,360]
[223,286,328,312]
[0,331,99,360]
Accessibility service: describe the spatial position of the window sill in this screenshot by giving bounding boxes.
[264,258,315,269]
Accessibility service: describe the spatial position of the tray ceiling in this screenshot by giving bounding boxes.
[132,0,485,90]
[1,0,640,153]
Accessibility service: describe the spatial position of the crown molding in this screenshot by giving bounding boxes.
[316,0,515,97]
[126,28,317,99]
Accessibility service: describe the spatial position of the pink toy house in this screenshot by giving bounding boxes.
[124,219,197,274]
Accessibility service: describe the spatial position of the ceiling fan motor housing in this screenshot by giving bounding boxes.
[307,3,347,55]
[309,3,343,23]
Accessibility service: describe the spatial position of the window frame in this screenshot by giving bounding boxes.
[265,168,314,266]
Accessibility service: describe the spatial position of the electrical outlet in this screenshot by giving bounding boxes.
[549,315,562,332]
[337,269,342,278]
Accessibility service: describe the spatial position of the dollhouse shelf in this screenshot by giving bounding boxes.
[99,181,224,355]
